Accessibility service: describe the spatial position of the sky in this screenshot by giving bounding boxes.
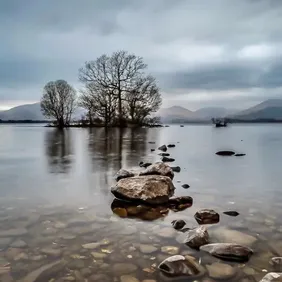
[1,0,282,111]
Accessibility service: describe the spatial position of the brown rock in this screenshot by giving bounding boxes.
[194,209,220,224]
[113,208,128,218]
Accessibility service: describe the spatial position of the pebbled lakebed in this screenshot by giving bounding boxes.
[1,124,282,281]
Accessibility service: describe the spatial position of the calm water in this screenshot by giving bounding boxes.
[1,124,282,281]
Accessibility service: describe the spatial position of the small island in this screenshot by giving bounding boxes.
[40,50,162,129]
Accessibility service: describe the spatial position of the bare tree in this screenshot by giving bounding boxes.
[125,75,162,124]
[79,50,147,126]
[79,83,117,127]
[41,80,76,128]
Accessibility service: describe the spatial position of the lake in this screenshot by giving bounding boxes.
[1,124,282,281]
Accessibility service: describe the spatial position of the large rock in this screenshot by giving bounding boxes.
[184,226,209,249]
[139,162,174,180]
[200,243,253,262]
[158,255,205,280]
[195,209,220,224]
[115,169,135,181]
[111,175,175,204]
[259,273,282,282]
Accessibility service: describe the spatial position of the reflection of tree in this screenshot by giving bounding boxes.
[44,129,73,173]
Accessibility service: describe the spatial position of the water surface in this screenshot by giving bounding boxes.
[1,124,282,281]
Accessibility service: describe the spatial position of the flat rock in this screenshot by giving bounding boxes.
[259,273,282,282]
[115,169,135,181]
[113,263,138,275]
[167,144,175,148]
[211,227,257,247]
[235,153,246,157]
[158,255,205,280]
[41,247,62,257]
[121,275,140,282]
[139,162,174,179]
[139,244,158,254]
[200,243,253,262]
[82,239,110,249]
[195,209,220,224]
[10,239,27,248]
[223,211,239,216]
[185,226,209,249]
[162,157,175,162]
[216,151,235,156]
[22,260,65,282]
[139,162,152,168]
[161,246,179,255]
[111,175,175,204]
[0,227,28,237]
[159,153,170,157]
[206,262,237,280]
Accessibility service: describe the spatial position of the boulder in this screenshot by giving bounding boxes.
[200,243,253,262]
[184,226,209,249]
[171,166,181,173]
[216,151,235,156]
[259,273,282,282]
[139,162,174,179]
[171,220,186,230]
[111,175,175,204]
[115,169,135,181]
[162,157,175,162]
[158,145,167,152]
[195,209,220,224]
[158,255,205,280]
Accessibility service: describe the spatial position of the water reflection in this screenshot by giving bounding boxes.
[44,129,73,174]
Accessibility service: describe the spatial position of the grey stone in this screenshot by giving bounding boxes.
[111,175,175,204]
[185,226,209,249]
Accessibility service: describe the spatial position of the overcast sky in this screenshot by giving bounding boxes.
[1,0,282,110]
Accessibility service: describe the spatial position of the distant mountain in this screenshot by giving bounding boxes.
[0,102,86,121]
[158,106,195,122]
[158,106,234,122]
[194,107,237,119]
[230,99,282,120]
[0,103,45,120]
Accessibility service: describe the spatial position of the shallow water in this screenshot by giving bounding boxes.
[1,124,282,281]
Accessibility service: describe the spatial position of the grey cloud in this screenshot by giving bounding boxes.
[1,0,282,107]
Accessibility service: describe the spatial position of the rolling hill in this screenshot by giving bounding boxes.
[230,99,282,120]
[0,102,86,121]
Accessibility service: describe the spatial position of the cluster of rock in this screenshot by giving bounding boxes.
[111,162,193,219]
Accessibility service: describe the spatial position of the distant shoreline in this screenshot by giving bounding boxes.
[1,119,282,125]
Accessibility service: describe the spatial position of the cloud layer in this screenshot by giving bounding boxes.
[1,0,282,109]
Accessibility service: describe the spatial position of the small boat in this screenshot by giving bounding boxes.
[212,118,228,128]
